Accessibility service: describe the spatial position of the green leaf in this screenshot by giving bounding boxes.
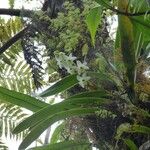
[116,123,150,140]
[130,0,150,12]
[131,16,150,43]
[87,71,116,84]
[39,74,79,97]
[118,1,137,103]
[130,16,150,59]
[50,122,65,144]
[86,6,102,46]
[8,0,15,8]
[131,125,150,134]
[1,55,12,66]
[13,97,110,134]
[82,43,89,56]
[95,0,111,9]
[70,90,109,99]
[123,138,138,150]
[18,108,99,150]
[28,141,91,150]
[0,87,48,112]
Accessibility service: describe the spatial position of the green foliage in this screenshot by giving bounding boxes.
[52,2,81,52]
[17,108,99,150]
[0,17,23,64]
[123,138,138,150]
[29,140,91,150]
[116,123,150,140]
[95,0,112,10]
[12,83,111,149]
[0,59,34,93]
[0,0,150,149]
[37,0,97,55]
[86,6,102,46]
[0,87,48,112]
[130,0,150,12]
[8,0,15,8]
[13,96,110,134]
[39,74,79,97]
[0,103,28,142]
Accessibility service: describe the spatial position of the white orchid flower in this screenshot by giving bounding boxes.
[67,53,77,61]
[77,73,90,88]
[76,60,89,74]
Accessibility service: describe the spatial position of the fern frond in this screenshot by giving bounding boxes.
[0,58,34,93]
[0,102,29,143]
[0,17,23,65]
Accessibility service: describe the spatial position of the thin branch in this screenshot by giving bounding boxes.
[0,8,34,17]
[0,27,28,55]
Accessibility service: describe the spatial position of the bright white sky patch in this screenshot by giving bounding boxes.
[0,0,9,8]
[0,0,44,9]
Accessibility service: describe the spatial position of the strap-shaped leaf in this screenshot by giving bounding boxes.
[129,0,150,12]
[131,16,150,29]
[116,123,150,140]
[88,71,114,81]
[88,71,118,87]
[39,74,78,97]
[13,97,110,133]
[118,0,137,103]
[18,108,99,150]
[130,15,150,60]
[131,16,150,44]
[86,6,102,46]
[123,138,138,150]
[70,90,109,99]
[28,141,91,150]
[0,87,48,112]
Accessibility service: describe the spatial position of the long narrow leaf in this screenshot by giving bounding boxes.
[118,0,137,103]
[28,141,91,150]
[123,138,138,150]
[13,97,111,134]
[19,108,99,150]
[131,16,150,45]
[0,87,48,112]
[39,74,78,97]
[70,90,109,99]
[116,123,150,140]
